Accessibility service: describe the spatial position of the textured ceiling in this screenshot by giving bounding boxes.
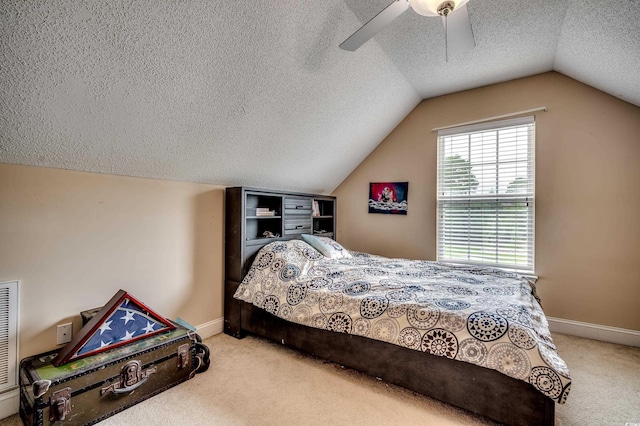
[1,0,639,193]
[0,0,420,194]
[343,0,640,103]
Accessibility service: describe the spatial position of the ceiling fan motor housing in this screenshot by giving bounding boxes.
[411,0,470,17]
[437,1,455,16]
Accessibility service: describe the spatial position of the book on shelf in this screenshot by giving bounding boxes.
[255,210,276,216]
[312,201,320,217]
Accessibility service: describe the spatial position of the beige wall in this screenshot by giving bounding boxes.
[0,164,225,358]
[333,72,640,331]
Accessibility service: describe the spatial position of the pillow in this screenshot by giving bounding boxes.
[301,234,352,259]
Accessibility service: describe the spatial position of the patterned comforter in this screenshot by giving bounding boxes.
[234,240,571,403]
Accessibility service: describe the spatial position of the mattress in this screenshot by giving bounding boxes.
[234,239,571,403]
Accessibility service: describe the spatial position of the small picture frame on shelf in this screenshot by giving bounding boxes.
[312,201,320,217]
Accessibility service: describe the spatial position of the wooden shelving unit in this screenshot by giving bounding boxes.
[224,187,336,336]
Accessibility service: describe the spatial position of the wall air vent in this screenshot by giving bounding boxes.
[0,281,18,394]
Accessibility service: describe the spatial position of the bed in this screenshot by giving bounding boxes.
[225,236,571,426]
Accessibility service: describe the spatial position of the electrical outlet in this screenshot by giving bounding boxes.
[57,323,73,345]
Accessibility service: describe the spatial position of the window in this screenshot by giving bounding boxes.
[437,116,535,273]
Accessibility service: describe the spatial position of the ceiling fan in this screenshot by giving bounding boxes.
[339,0,475,58]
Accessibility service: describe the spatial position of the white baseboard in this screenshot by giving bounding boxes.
[0,388,19,420]
[195,317,224,339]
[547,317,640,348]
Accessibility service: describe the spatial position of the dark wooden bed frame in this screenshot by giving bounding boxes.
[224,187,554,425]
[225,277,555,426]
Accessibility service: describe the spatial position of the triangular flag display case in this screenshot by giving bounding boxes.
[52,289,175,366]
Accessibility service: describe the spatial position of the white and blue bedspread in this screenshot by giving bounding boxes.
[234,240,571,403]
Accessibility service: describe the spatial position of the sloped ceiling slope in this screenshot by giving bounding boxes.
[1,1,639,194]
[554,0,640,107]
[0,1,420,194]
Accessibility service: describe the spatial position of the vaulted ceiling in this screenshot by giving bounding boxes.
[1,1,639,194]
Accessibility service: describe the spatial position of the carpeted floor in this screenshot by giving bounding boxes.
[3,332,639,425]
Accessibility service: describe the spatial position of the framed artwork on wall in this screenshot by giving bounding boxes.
[368,182,408,215]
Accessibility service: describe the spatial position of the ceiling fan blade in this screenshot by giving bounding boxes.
[442,4,475,57]
[340,0,411,51]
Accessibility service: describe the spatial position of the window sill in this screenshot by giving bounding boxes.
[439,260,538,282]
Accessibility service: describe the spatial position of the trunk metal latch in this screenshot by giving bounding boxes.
[100,360,157,396]
[177,343,190,369]
[49,387,71,422]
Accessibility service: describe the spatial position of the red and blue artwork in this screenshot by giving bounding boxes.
[369,182,408,215]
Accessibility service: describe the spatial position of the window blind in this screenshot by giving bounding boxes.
[437,116,535,273]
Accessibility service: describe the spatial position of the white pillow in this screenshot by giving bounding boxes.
[301,234,352,259]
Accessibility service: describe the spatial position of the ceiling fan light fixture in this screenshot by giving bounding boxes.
[339,0,475,53]
[411,0,469,17]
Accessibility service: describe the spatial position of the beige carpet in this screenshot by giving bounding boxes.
[3,332,638,425]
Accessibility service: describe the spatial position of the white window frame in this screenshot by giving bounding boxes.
[436,116,535,273]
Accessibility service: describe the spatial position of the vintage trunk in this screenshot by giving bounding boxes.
[19,325,196,426]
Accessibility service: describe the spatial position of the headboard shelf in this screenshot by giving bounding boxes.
[224,187,336,336]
